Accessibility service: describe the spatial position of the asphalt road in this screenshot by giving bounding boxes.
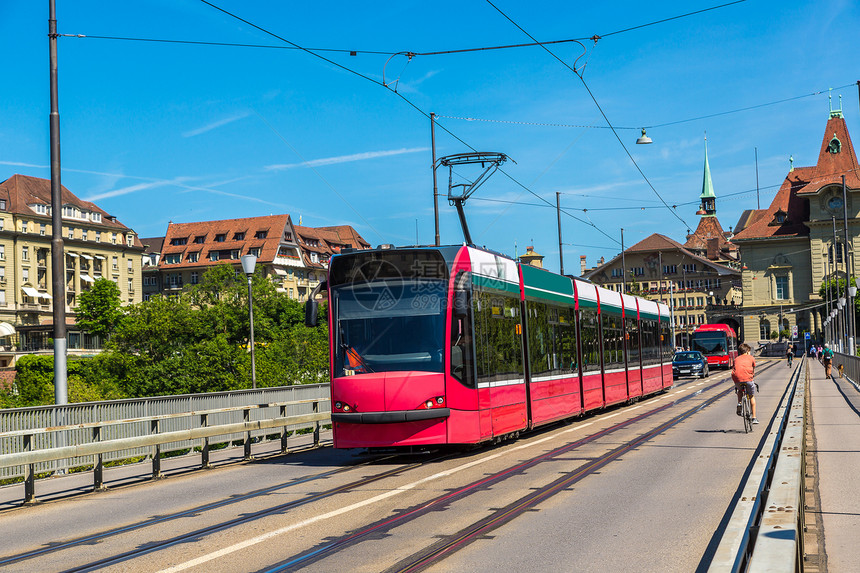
[0,359,790,573]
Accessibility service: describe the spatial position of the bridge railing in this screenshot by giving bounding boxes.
[708,355,806,572]
[833,351,860,385]
[0,384,331,502]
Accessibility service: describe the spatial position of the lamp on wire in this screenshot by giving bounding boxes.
[636,128,652,145]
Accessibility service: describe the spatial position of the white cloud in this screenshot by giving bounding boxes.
[265,147,428,171]
[182,112,250,138]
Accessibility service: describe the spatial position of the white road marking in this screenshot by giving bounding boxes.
[160,387,685,571]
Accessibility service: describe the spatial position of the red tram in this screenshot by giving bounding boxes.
[308,245,673,449]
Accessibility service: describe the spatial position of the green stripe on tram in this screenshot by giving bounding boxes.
[472,273,520,294]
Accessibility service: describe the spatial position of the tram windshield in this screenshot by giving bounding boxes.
[332,279,448,376]
[691,332,728,356]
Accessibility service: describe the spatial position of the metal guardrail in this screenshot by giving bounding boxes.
[0,384,331,483]
[833,351,860,384]
[708,355,806,572]
[0,396,330,504]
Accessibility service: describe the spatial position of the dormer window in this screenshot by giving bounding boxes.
[194,235,206,244]
[30,203,49,215]
[770,208,787,225]
[255,230,268,239]
[215,233,227,242]
[91,212,101,223]
[234,232,246,241]
[170,237,188,246]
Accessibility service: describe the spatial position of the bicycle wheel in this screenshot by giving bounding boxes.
[742,396,752,433]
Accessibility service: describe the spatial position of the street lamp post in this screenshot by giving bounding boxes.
[241,254,257,389]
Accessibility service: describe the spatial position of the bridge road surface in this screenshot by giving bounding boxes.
[0,360,789,573]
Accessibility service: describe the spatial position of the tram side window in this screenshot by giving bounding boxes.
[526,301,577,376]
[625,317,640,366]
[473,290,524,384]
[640,319,657,365]
[579,308,600,372]
[660,320,674,361]
[601,312,624,369]
[450,283,475,388]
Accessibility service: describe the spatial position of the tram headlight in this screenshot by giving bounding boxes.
[334,401,343,410]
[343,404,351,412]
[436,397,444,405]
[425,400,434,409]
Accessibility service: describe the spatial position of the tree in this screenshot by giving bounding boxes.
[76,278,124,338]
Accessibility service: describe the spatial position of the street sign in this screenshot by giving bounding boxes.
[805,332,811,339]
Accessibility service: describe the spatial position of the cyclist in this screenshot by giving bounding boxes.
[731,342,758,424]
[786,344,794,367]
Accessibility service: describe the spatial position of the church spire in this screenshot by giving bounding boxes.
[698,135,716,217]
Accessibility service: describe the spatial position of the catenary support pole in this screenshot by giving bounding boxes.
[49,0,67,405]
[557,192,564,275]
[431,112,440,247]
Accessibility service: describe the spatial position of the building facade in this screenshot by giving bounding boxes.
[147,216,369,300]
[0,175,144,364]
[732,104,860,346]
[581,234,742,347]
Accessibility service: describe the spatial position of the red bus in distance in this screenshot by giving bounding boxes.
[690,323,738,369]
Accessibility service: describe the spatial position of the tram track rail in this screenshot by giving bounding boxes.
[259,368,775,573]
[4,365,775,573]
[0,453,440,571]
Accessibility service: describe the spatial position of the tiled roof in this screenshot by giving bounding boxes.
[141,236,164,254]
[159,215,294,269]
[684,216,738,259]
[730,116,858,242]
[294,225,370,268]
[0,174,141,244]
[582,233,739,279]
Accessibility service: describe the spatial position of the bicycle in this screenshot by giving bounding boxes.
[736,382,759,433]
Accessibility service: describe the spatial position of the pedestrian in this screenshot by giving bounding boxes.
[786,344,794,367]
[822,343,834,378]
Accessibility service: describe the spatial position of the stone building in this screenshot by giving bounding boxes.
[732,102,860,346]
[0,174,144,364]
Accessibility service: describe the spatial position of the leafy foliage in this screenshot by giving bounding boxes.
[2,265,331,407]
[76,278,124,338]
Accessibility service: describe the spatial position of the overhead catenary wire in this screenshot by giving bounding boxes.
[485,0,691,230]
[197,0,622,246]
[60,1,747,59]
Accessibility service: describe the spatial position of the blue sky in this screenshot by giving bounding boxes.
[1,1,859,274]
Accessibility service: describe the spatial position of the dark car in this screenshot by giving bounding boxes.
[672,351,709,380]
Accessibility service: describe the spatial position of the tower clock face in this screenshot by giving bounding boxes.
[828,196,844,211]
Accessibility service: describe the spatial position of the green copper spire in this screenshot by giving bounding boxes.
[699,135,716,217]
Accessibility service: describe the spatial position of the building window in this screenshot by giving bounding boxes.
[663,264,677,274]
[683,263,697,273]
[194,235,206,244]
[215,233,226,242]
[230,249,239,259]
[210,251,220,261]
[68,228,74,239]
[82,230,88,241]
[190,272,199,285]
[0,200,5,210]
[0,267,5,282]
[829,243,844,264]
[128,278,134,292]
[170,237,188,246]
[22,268,29,283]
[249,247,261,257]
[91,212,101,223]
[187,252,199,263]
[40,223,46,236]
[95,231,101,242]
[127,259,133,271]
[127,234,134,247]
[760,320,771,340]
[632,267,644,276]
[234,232,245,241]
[0,245,4,260]
[0,219,4,230]
[165,254,181,264]
[775,276,789,300]
[255,230,268,239]
[21,246,28,261]
[112,256,118,270]
[144,293,151,302]
[111,233,117,244]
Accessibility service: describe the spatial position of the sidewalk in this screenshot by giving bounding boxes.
[808,360,860,573]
